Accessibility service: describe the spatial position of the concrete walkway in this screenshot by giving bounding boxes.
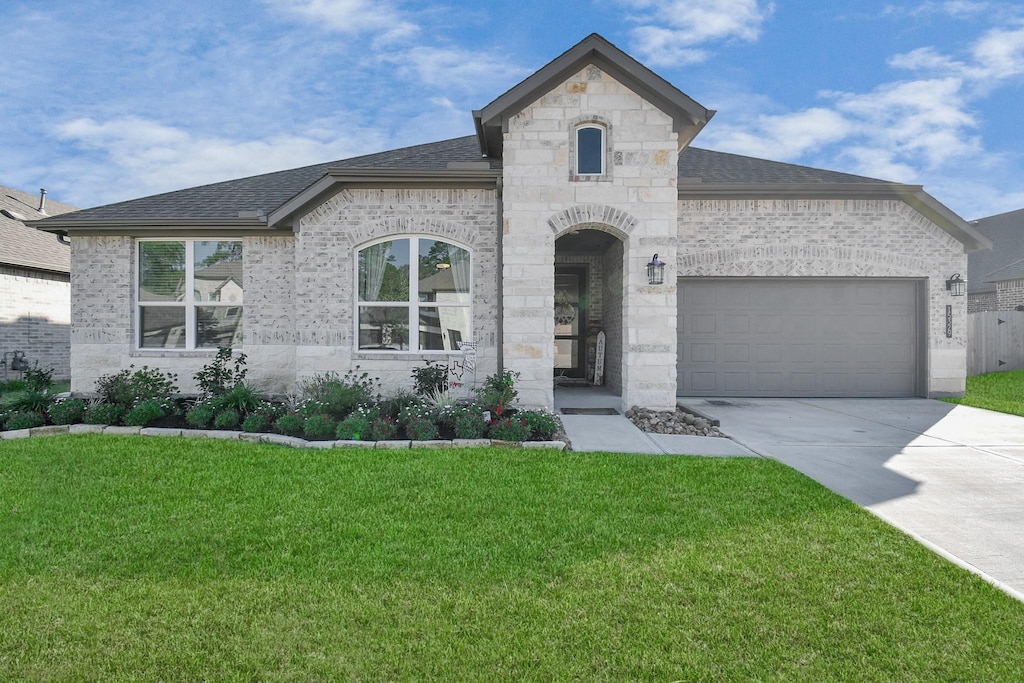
[680,397,1024,601]
[555,387,755,457]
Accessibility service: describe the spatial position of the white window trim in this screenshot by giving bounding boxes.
[135,238,243,351]
[354,235,472,354]
[569,116,613,182]
[575,124,605,176]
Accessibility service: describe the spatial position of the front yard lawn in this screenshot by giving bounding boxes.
[942,368,1024,417]
[2,435,1022,681]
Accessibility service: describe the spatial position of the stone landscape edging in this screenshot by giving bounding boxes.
[0,423,567,451]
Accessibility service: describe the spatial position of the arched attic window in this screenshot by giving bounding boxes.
[576,124,605,176]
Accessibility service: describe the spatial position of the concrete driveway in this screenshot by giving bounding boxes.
[680,397,1024,600]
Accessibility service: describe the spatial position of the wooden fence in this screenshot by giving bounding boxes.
[968,311,1024,376]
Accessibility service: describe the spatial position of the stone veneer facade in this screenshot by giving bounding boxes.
[502,65,681,410]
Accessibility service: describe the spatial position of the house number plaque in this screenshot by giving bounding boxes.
[945,305,953,338]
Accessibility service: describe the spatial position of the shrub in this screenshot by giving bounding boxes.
[4,411,46,430]
[95,366,178,410]
[452,407,487,439]
[274,413,304,437]
[336,413,371,441]
[185,403,215,429]
[5,389,54,415]
[378,389,421,420]
[84,402,125,425]
[518,410,560,440]
[211,383,261,415]
[48,398,87,425]
[476,370,519,416]
[368,416,398,441]
[22,362,55,392]
[396,399,432,426]
[194,347,247,398]
[123,399,169,427]
[241,413,270,433]
[213,409,241,430]
[411,360,448,397]
[253,400,286,422]
[405,416,439,441]
[300,369,379,419]
[303,413,338,440]
[488,417,531,442]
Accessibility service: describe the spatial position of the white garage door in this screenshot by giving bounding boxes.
[677,279,920,397]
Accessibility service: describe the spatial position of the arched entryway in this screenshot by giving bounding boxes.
[553,225,624,394]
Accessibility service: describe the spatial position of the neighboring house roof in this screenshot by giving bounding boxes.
[967,208,1024,294]
[0,185,75,273]
[983,256,1024,284]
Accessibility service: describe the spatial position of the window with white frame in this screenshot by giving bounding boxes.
[356,236,471,352]
[576,124,605,175]
[137,239,243,349]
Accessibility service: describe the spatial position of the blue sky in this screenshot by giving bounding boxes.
[2,0,1023,220]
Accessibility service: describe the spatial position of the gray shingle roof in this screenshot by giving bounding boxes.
[33,136,892,228]
[40,136,497,223]
[1,186,76,272]
[678,147,889,185]
[968,208,1024,293]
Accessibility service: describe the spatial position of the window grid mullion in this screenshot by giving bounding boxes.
[410,237,419,352]
[184,241,196,350]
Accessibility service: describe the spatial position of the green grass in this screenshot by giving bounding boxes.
[942,368,1024,416]
[2,435,1022,681]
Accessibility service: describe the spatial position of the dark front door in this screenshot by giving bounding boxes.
[554,267,586,378]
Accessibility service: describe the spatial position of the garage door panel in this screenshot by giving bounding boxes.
[690,314,716,334]
[756,344,782,362]
[690,372,717,392]
[789,344,817,362]
[678,279,918,397]
[724,344,750,362]
[690,343,716,362]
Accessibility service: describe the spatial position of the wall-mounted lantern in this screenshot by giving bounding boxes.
[945,273,965,296]
[646,253,665,285]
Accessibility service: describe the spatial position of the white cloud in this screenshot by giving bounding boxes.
[616,0,773,66]
[51,116,389,206]
[263,0,419,44]
[384,45,530,94]
[889,24,1024,84]
[883,1,992,18]
[702,108,852,161]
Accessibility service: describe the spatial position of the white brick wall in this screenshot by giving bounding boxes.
[677,198,969,396]
[504,65,679,410]
[294,188,499,394]
[0,266,70,379]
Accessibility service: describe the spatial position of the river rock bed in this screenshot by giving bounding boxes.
[626,406,724,437]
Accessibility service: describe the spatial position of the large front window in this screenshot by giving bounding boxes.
[137,240,243,349]
[357,237,470,351]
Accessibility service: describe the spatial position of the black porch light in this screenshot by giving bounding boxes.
[646,253,665,285]
[945,273,965,296]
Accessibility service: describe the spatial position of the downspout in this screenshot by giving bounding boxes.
[495,174,504,372]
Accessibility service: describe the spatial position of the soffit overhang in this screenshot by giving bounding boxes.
[474,33,715,158]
